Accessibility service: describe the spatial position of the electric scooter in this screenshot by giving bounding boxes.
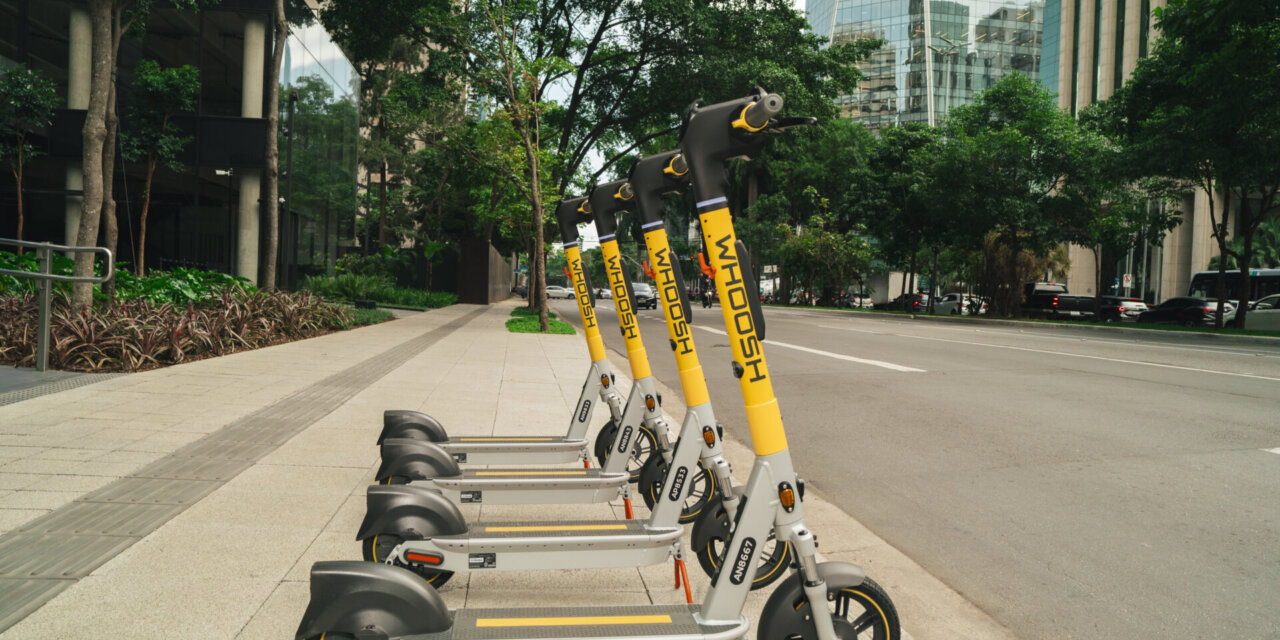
[374,242,624,467]
[349,191,784,593]
[297,88,899,640]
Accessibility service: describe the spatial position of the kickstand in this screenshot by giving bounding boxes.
[674,557,693,604]
[583,458,591,469]
[623,496,634,520]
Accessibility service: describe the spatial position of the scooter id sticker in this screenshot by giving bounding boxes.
[460,491,482,503]
[667,466,688,502]
[729,537,757,585]
[468,553,496,569]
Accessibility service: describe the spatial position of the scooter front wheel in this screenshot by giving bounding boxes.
[598,424,658,483]
[362,534,453,588]
[757,575,899,640]
[593,419,618,467]
[638,457,717,524]
[692,499,789,590]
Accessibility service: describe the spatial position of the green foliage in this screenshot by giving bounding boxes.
[119,60,200,171]
[0,250,254,305]
[506,307,574,335]
[1209,218,1280,270]
[347,307,395,327]
[0,288,351,373]
[774,210,874,304]
[301,273,457,308]
[0,63,59,165]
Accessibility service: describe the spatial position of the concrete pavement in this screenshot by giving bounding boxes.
[0,300,1014,639]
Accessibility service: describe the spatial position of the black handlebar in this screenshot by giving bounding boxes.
[742,93,784,129]
[555,196,590,245]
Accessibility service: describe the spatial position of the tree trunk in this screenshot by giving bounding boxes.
[262,0,286,291]
[71,0,115,309]
[378,160,388,249]
[1210,188,1230,329]
[102,80,119,267]
[137,154,157,275]
[1092,245,1104,319]
[13,145,22,243]
[1232,193,1254,329]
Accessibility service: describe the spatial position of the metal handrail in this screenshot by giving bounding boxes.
[0,238,115,371]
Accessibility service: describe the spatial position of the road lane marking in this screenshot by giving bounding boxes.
[692,326,925,373]
[1264,448,1280,456]
[892,333,1280,382]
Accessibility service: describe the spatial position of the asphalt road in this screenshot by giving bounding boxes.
[553,298,1280,640]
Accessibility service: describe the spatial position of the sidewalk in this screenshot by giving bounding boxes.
[0,300,1015,639]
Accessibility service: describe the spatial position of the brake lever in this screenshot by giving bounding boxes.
[766,116,818,133]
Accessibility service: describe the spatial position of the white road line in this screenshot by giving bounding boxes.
[892,333,1280,382]
[693,326,925,373]
[1264,448,1280,456]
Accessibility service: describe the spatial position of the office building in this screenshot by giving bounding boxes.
[0,0,359,289]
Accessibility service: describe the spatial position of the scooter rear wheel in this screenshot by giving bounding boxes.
[362,534,453,588]
[597,423,657,483]
[638,456,717,524]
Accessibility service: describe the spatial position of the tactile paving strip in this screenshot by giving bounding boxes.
[0,306,487,632]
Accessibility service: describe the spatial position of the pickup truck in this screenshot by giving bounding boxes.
[1022,282,1095,320]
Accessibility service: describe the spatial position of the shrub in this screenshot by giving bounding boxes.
[349,307,395,327]
[0,288,351,372]
[302,273,456,309]
[505,307,573,334]
[0,250,255,305]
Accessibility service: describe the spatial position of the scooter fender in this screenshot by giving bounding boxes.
[691,494,730,551]
[756,562,867,640]
[295,561,451,640]
[357,484,468,542]
[380,410,448,445]
[376,438,461,482]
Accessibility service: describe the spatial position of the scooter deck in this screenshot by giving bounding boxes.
[440,436,589,465]
[450,605,747,640]
[434,468,628,492]
[434,519,682,551]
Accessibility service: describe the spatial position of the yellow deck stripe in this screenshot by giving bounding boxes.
[475,615,673,628]
[473,470,589,476]
[483,524,629,532]
[456,437,556,442]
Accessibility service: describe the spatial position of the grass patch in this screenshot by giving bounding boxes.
[347,307,395,327]
[506,307,574,334]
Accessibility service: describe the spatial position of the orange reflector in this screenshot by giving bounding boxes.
[702,429,716,446]
[601,375,610,388]
[645,396,656,411]
[405,552,444,565]
[779,487,795,510]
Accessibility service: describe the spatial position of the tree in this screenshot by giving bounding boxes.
[69,0,204,308]
[120,60,199,275]
[1102,0,1280,327]
[941,74,1089,316]
[0,65,59,245]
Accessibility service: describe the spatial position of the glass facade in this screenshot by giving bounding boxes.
[807,0,1048,128]
[0,1,358,289]
[279,8,360,284]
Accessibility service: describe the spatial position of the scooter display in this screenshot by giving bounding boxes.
[297,88,899,640]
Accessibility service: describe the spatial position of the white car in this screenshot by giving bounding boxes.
[934,293,984,315]
[1246,293,1280,330]
[545,285,574,299]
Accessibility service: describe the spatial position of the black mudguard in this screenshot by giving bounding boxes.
[295,561,452,640]
[691,493,731,551]
[377,438,461,482]
[380,410,449,445]
[357,484,468,542]
[756,562,867,640]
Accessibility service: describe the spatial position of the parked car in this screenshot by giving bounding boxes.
[1246,293,1280,330]
[545,285,574,299]
[1098,296,1149,322]
[1137,296,1236,326]
[933,293,982,315]
[631,282,658,309]
[1022,282,1094,320]
[837,292,874,309]
[595,288,612,300]
[875,293,929,312]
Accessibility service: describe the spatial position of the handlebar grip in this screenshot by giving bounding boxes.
[743,94,784,130]
[667,154,689,176]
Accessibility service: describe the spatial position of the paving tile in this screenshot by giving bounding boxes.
[29,474,115,494]
[233,581,310,640]
[0,509,46,535]
[0,491,81,511]
[28,448,108,462]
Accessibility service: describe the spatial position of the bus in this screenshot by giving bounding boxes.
[1188,269,1280,303]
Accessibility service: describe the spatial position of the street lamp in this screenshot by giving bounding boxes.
[928,34,968,123]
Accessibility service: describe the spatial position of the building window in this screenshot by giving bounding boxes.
[1070,0,1081,115]
[1114,0,1126,90]
[1139,0,1150,58]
